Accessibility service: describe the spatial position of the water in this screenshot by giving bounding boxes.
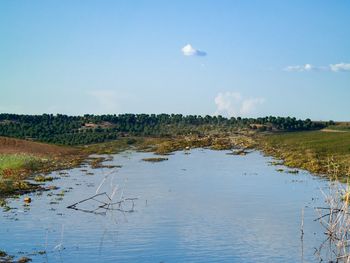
[0,149,330,262]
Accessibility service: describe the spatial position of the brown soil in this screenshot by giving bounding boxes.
[0,136,78,157]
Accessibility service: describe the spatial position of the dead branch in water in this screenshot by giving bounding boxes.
[67,168,138,215]
[67,191,138,215]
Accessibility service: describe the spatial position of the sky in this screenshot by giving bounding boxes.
[0,0,349,120]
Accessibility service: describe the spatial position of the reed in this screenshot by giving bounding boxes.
[314,161,350,262]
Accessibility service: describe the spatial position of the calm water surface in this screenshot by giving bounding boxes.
[1,149,329,262]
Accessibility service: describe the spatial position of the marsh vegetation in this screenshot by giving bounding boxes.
[257,130,350,180]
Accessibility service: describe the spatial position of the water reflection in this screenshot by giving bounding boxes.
[1,149,330,262]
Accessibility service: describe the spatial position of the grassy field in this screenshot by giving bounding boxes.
[325,124,350,132]
[0,137,83,197]
[0,154,43,171]
[0,154,46,197]
[258,131,350,179]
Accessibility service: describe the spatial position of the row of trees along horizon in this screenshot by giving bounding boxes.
[0,113,329,146]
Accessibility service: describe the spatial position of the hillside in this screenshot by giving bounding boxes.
[0,113,327,145]
[0,136,78,157]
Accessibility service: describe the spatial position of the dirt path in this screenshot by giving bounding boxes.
[321,128,349,133]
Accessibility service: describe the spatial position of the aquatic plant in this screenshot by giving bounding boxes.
[142,157,168,162]
[0,250,14,262]
[33,175,54,182]
[314,162,350,262]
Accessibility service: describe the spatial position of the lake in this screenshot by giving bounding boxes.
[0,149,330,262]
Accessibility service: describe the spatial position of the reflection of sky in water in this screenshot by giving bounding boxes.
[1,149,327,262]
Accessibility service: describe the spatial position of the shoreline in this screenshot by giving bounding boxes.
[1,132,349,262]
[1,130,349,201]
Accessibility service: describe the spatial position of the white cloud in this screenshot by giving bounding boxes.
[304,64,313,71]
[284,62,350,72]
[214,92,242,117]
[240,98,265,115]
[284,64,315,72]
[181,44,207,57]
[88,89,120,114]
[214,92,265,117]
[330,63,350,72]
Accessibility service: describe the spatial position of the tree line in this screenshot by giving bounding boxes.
[0,113,327,145]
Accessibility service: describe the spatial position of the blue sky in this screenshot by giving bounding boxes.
[0,1,349,120]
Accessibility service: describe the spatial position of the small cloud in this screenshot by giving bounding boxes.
[214,92,264,117]
[284,63,350,72]
[304,64,313,71]
[181,44,207,57]
[330,63,350,72]
[284,64,315,72]
[88,89,120,114]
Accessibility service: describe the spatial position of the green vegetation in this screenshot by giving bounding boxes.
[0,179,35,199]
[33,175,54,182]
[0,114,325,145]
[0,154,44,172]
[0,154,47,197]
[134,135,250,155]
[0,150,83,198]
[81,137,144,154]
[258,131,350,179]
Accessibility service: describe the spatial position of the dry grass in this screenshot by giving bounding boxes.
[314,162,350,262]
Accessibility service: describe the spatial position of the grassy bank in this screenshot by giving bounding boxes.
[0,137,84,198]
[0,154,46,195]
[0,154,44,171]
[257,131,350,179]
[0,154,83,198]
[0,133,255,198]
[1,129,349,198]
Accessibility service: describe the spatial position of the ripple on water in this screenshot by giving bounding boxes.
[0,149,328,262]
